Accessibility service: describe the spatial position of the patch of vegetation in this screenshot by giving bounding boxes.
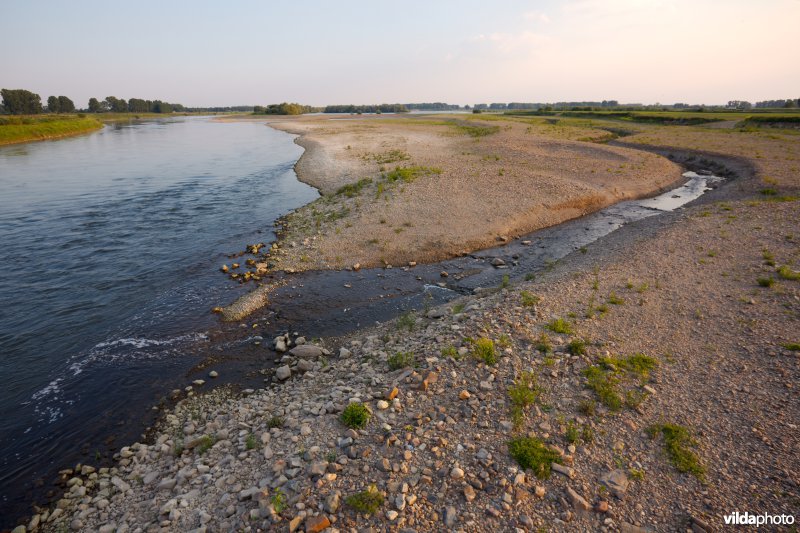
[777,265,800,281]
[508,372,540,429]
[584,354,658,411]
[545,318,574,335]
[451,123,500,138]
[345,485,384,515]
[608,292,625,305]
[567,338,588,356]
[535,333,553,353]
[524,273,536,281]
[762,249,776,266]
[245,433,258,450]
[388,351,416,370]
[335,178,372,198]
[452,302,465,314]
[441,345,460,359]
[629,468,646,481]
[471,337,497,365]
[508,437,562,479]
[500,274,510,289]
[565,421,594,445]
[757,276,775,288]
[197,435,215,455]
[384,165,441,184]
[647,423,705,480]
[520,290,540,307]
[396,311,416,332]
[267,416,284,429]
[781,342,800,352]
[578,399,597,417]
[372,149,410,164]
[271,488,287,513]
[341,403,371,429]
[0,115,103,145]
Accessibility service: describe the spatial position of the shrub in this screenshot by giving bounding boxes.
[267,416,284,429]
[508,437,562,479]
[341,402,371,429]
[567,338,588,356]
[757,276,775,288]
[271,488,287,513]
[197,435,215,455]
[777,265,800,281]
[508,372,540,428]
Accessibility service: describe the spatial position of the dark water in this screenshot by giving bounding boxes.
[0,118,318,524]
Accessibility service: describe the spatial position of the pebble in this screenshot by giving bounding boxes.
[208,370,218,378]
[276,365,292,380]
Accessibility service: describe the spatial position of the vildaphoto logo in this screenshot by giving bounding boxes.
[723,511,795,527]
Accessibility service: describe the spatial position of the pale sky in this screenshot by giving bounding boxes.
[2,0,798,108]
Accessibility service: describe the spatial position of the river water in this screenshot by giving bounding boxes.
[0,117,318,524]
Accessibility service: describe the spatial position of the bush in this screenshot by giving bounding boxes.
[567,338,588,356]
[508,437,562,479]
[545,318,574,335]
[341,402,371,429]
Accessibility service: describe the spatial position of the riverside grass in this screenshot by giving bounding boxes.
[0,115,103,145]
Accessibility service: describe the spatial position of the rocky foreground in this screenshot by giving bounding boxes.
[23,192,799,532]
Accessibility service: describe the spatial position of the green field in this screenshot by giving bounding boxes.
[0,115,104,145]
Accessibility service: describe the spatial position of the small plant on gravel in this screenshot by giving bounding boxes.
[757,276,775,288]
[500,274,510,289]
[452,302,465,314]
[599,353,658,381]
[647,423,705,480]
[497,334,512,348]
[396,311,416,332]
[762,249,776,266]
[245,433,258,450]
[197,435,215,455]
[567,338,588,356]
[326,451,337,462]
[777,265,800,281]
[271,488,288,513]
[629,468,646,481]
[565,421,580,444]
[471,337,497,365]
[782,342,800,351]
[545,318,574,335]
[520,290,540,307]
[525,273,536,281]
[341,402,371,429]
[267,416,284,429]
[583,366,623,411]
[535,333,553,353]
[387,351,416,370]
[508,437,562,479]
[508,372,540,429]
[173,436,184,457]
[345,485,384,515]
[578,399,597,417]
[625,390,648,409]
[441,345,460,359]
[608,292,625,305]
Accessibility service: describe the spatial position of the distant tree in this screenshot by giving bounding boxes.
[88,97,100,112]
[103,96,127,113]
[47,95,60,113]
[58,96,75,113]
[127,98,149,113]
[1,88,43,114]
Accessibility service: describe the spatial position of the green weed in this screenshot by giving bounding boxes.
[647,423,705,480]
[341,403,371,429]
[507,437,562,479]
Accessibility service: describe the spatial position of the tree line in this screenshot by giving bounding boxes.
[253,103,321,115]
[323,104,408,114]
[0,88,183,115]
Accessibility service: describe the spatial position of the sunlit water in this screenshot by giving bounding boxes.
[0,117,317,522]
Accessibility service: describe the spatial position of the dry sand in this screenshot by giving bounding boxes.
[262,114,682,271]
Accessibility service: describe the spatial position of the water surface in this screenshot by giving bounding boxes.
[0,117,317,523]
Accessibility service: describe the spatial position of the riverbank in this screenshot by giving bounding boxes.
[260,114,683,272]
[0,116,103,146]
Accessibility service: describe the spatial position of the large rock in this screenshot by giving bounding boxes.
[276,365,291,380]
[600,469,629,499]
[305,515,331,533]
[289,345,324,359]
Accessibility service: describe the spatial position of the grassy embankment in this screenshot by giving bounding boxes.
[0,115,103,145]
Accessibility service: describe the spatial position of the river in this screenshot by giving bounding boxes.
[0,117,318,524]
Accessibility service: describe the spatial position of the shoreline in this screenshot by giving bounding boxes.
[0,119,104,146]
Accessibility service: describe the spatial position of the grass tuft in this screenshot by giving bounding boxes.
[387,351,416,370]
[520,290,540,307]
[471,337,497,365]
[508,372,540,429]
[508,437,562,479]
[647,423,705,480]
[341,403,371,429]
[345,485,384,515]
[545,318,574,335]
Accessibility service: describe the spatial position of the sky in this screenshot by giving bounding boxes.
[2,0,798,108]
